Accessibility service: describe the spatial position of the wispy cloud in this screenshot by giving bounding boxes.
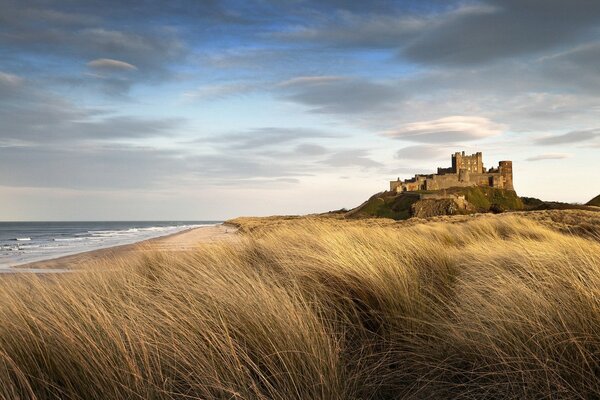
[277,76,345,87]
[535,129,600,145]
[87,58,138,71]
[526,153,571,162]
[183,82,258,101]
[385,116,504,143]
[203,127,341,150]
[321,149,383,169]
[395,145,448,160]
[281,1,600,66]
[0,71,24,86]
[280,76,403,114]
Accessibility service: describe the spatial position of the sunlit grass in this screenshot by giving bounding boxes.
[0,211,598,399]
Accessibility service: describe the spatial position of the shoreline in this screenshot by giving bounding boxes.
[10,224,236,272]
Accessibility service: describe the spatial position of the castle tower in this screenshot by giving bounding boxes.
[451,151,463,173]
[498,161,514,190]
[452,151,484,174]
[475,152,484,173]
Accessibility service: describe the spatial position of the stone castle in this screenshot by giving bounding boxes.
[390,151,514,192]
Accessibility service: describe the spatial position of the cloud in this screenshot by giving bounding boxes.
[183,82,258,101]
[87,58,137,71]
[277,1,600,66]
[0,71,370,192]
[294,143,328,156]
[75,116,184,139]
[278,76,344,87]
[535,129,600,145]
[539,42,600,92]
[0,5,186,95]
[0,71,24,86]
[395,145,447,160]
[199,48,297,70]
[186,153,312,183]
[294,0,411,14]
[0,142,313,190]
[0,78,184,143]
[3,0,600,208]
[403,0,600,65]
[5,25,184,74]
[525,153,571,162]
[321,149,383,168]
[276,12,425,49]
[281,76,403,114]
[0,145,185,189]
[204,127,340,150]
[77,28,184,75]
[385,116,504,143]
[84,59,138,94]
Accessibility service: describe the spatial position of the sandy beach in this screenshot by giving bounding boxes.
[14,224,237,271]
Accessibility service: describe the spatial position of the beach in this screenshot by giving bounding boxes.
[13,224,237,271]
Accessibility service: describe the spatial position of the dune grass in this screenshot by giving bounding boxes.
[0,212,599,399]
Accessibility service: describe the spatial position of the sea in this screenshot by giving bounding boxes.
[0,221,221,271]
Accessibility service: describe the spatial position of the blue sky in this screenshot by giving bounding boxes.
[1,0,599,220]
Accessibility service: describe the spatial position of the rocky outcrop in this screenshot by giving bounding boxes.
[411,197,476,219]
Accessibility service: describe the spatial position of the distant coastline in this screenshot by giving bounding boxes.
[9,223,236,273]
[0,221,223,272]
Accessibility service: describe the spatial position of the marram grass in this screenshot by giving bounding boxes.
[0,211,598,399]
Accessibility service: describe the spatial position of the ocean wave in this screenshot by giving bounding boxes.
[139,227,172,232]
[87,226,180,237]
[14,237,31,241]
[54,237,86,242]
[88,229,142,237]
[17,244,41,249]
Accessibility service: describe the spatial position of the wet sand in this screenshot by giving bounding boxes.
[14,224,237,271]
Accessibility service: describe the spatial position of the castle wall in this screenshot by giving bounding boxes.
[421,172,508,191]
[389,152,514,193]
[425,174,464,190]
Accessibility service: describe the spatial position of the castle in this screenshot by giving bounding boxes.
[390,151,513,192]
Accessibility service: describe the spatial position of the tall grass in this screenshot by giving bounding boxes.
[0,213,598,399]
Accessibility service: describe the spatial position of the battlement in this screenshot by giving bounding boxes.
[390,152,514,193]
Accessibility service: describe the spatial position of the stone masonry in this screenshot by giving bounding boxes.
[390,151,514,192]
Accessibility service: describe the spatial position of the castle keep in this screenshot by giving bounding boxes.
[390,151,514,192]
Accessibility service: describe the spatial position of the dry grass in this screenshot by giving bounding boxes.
[0,211,599,399]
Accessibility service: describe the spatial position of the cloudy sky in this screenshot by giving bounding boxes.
[1,0,599,220]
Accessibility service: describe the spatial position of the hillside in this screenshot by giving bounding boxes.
[347,186,524,220]
[587,194,600,207]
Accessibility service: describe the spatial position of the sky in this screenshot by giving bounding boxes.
[1,0,599,221]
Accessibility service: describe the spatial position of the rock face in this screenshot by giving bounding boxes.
[411,197,476,219]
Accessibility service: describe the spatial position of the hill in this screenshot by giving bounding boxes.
[347,186,524,220]
[587,194,600,206]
